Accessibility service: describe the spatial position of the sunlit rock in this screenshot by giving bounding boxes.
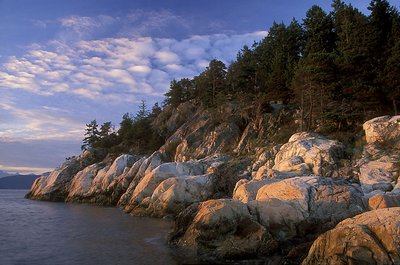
[66,163,104,201]
[367,193,400,210]
[302,207,400,265]
[169,199,277,259]
[118,151,164,207]
[26,150,101,201]
[273,132,345,177]
[249,176,365,240]
[363,115,400,146]
[359,155,399,194]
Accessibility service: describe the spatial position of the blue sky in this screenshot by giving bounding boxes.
[0,0,397,174]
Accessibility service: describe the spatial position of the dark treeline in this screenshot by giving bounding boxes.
[81,100,164,155]
[82,0,400,155]
[165,0,400,131]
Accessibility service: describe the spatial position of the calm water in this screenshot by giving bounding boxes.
[0,190,196,265]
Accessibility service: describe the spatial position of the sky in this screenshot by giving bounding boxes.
[0,0,398,174]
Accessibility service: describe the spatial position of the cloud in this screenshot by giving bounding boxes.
[0,165,54,175]
[0,97,84,140]
[0,15,267,144]
[0,31,267,104]
[55,10,190,42]
[0,10,269,172]
[59,15,115,40]
[154,51,180,64]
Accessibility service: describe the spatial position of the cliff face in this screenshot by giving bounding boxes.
[26,106,400,263]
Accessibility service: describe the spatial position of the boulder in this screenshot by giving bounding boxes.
[26,149,105,201]
[148,174,214,216]
[367,193,400,210]
[273,132,345,177]
[302,207,400,265]
[249,176,365,240]
[233,179,270,203]
[89,154,135,192]
[77,154,136,205]
[107,156,146,203]
[66,163,104,201]
[118,151,163,207]
[169,199,277,259]
[359,155,399,194]
[123,155,234,217]
[126,161,206,209]
[363,115,400,147]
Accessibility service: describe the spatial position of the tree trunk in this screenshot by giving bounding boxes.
[300,89,304,131]
[308,81,313,131]
[320,85,324,125]
[212,76,216,106]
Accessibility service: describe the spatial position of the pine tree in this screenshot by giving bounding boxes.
[333,2,379,118]
[292,5,338,131]
[303,5,335,56]
[164,78,194,107]
[256,19,304,102]
[81,120,100,150]
[194,59,227,107]
[227,45,258,96]
[135,100,149,121]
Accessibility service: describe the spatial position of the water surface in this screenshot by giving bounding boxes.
[0,190,194,265]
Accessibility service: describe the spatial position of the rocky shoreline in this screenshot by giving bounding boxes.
[26,114,400,264]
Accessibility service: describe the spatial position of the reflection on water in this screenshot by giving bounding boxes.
[0,190,196,265]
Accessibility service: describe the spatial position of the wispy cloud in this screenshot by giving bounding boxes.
[0,165,54,175]
[0,97,84,140]
[56,10,189,42]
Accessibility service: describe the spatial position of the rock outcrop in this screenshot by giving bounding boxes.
[68,154,138,205]
[363,115,400,147]
[169,199,277,259]
[273,132,345,177]
[356,115,400,212]
[25,112,400,263]
[175,175,365,255]
[359,155,399,194]
[250,176,365,240]
[123,155,228,217]
[66,163,104,201]
[302,207,400,265]
[26,150,103,201]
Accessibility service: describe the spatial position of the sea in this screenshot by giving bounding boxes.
[0,189,198,265]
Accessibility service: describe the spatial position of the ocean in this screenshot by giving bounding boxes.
[0,190,195,265]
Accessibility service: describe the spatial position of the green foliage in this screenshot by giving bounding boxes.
[164,78,194,107]
[193,59,228,107]
[81,120,100,151]
[83,100,163,156]
[81,120,120,151]
[117,100,164,154]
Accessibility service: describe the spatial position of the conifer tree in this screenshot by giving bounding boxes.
[81,120,100,150]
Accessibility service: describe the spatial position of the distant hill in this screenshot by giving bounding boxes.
[0,174,40,189]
